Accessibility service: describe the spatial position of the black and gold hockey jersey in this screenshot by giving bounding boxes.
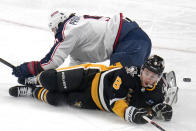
[90,64,165,119]
[56,63,165,119]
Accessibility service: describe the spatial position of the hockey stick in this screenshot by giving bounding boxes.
[143,116,166,131]
[0,58,15,69]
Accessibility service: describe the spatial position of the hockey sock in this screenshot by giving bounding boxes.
[33,87,49,103]
[33,87,67,106]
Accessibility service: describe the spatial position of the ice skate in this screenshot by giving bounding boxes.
[9,86,34,97]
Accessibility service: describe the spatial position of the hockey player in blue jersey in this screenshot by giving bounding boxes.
[9,55,174,124]
[12,11,151,80]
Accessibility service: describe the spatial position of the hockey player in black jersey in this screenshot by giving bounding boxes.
[9,55,173,124]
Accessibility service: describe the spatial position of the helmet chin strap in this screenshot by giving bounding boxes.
[145,82,157,91]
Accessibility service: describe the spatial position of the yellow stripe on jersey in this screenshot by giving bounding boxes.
[91,73,105,111]
[56,63,104,72]
[91,62,123,111]
[112,100,128,118]
[56,62,123,72]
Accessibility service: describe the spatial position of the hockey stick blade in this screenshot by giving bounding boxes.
[0,58,15,69]
[143,116,166,131]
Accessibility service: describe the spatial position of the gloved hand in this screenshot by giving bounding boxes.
[152,103,173,121]
[125,106,152,124]
[12,61,43,78]
[12,62,32,78]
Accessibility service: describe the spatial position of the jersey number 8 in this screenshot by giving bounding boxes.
[113,76,122,90]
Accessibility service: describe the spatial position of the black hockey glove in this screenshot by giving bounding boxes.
[152,103,172,121]
[125,106,151,124]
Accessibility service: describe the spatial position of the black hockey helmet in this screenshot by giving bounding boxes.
[142,55,165,76]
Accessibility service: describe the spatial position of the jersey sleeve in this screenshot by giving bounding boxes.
[40,18,81,70]
[112,99,129,118]
[69,56,88,66]
[106,67,141,119]
[106,68,131,118]
[109,78,131,119]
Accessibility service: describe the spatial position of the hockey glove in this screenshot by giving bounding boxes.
[12,61,43,78]
[152,103,173,121]
[125,106,151,124]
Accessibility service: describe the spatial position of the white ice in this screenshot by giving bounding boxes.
[0,0,196,131]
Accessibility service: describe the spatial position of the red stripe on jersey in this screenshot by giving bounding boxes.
[41,20,69,68]
[113,13,123,50]
[27,62,35,75]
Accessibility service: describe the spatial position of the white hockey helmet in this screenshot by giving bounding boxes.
[48,11,67,32]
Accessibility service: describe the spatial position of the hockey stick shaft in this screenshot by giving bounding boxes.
[0,58,15,69]
[143,116,166,131]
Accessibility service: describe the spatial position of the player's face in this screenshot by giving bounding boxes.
[140,68,159,88]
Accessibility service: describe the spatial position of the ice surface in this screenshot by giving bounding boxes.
[0,0,196,131]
